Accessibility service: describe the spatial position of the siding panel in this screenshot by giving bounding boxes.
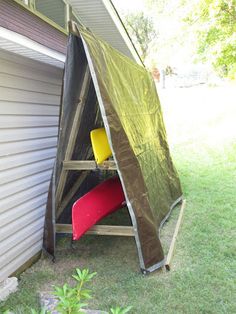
[0,127,58,142]
[0,159,54,185]
[0,173,50,213]
[0,194,48,227]
[0,102,60,116]
[0,0,67,54]
[0,241,43,282]
[0,137,57,156]
[0,229,43,270]
[0,50,62,282]
[0,86,60,105]
[0,73,61,95]
[0,53,62,84]
[0,220,44,256]
[0,207,45,243]
[0,148,57,171]
[0,115,59,128]
[1,169,52,199]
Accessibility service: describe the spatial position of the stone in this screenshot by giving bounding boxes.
[0,277,18,302]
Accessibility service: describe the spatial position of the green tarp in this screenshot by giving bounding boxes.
[44,26,182,273]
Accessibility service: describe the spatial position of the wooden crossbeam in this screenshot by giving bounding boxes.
[63,160,117,171]
[165,199,186,271]
[56,224,135,237]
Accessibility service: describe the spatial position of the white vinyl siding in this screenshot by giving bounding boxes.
[0,28,65,68]
[0,49,62,282]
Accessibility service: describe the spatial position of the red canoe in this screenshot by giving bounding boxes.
[72,176,126,240]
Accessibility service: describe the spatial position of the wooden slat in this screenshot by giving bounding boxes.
[56,171,88,218]
[55,66,91,210]
[69,20,80,35]
[56,224,135,237]
[165,199,186,271]
[63,160,117,171]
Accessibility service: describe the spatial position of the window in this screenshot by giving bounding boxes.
[35,0,66,28]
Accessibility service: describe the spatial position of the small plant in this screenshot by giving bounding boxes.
[6,268,131,314]
[31,309,49,314]
[53,268,97,314]
[110,306,132,314]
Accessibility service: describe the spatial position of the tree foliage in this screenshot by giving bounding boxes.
[185,0,236,78]
[124,12,157,62]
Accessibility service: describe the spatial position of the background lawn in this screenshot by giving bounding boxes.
[1,85,235,314]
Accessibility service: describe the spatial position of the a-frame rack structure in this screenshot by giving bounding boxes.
[54,65,135,238]
[44,24,184,273]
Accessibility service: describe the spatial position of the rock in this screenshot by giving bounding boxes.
[0,277,18,302]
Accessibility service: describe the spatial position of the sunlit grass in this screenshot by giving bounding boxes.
[1,86,235,314]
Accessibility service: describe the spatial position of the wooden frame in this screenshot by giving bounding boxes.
[165,199,186,271]
[55,66,91,213]
[63,160,116,171]
[56,223,135,237]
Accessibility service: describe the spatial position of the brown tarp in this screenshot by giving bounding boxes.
[44,26,182,273]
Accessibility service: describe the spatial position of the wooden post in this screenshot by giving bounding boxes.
[55,66,91,215]
[65,4,72,32]
[165,199,186,271]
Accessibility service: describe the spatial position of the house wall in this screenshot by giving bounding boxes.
[0,0,67,54]
[0,49,62,282]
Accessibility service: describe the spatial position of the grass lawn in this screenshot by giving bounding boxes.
[1,85,235,314]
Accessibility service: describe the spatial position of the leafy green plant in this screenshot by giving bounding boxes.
[53,268,96,314]
[125,12,156,62]
[5,268,131,314]
[110,306,132,314]
[31,309,49,314]
[53,269,132,314]
[183,0,236,79]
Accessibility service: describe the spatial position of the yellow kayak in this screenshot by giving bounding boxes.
[90,128,112,164]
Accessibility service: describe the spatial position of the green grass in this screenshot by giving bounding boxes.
[1,86,236,314]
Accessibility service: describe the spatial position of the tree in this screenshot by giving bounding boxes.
[185,0,236,79]
[124,12,157,62]
[140,0,198,70]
